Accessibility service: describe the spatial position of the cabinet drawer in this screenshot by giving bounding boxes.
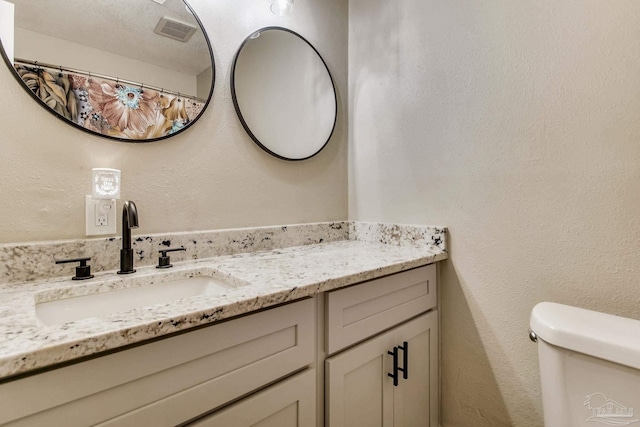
[326,264,436,355]
[187,369,316,427]
[0,298,315,427]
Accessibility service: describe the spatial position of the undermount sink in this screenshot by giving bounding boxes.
[35,275,236,326]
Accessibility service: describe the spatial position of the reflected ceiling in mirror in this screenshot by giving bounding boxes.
[0,0,215,142]
[231,27,337,161]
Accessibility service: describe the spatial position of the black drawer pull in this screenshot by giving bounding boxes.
[387,346,399,387]
[398,341,409,380]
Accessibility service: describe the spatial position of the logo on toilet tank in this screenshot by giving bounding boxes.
[584,393,638,426]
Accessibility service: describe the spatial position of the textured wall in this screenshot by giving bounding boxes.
[0,0,348,243]
[349,1,640,426]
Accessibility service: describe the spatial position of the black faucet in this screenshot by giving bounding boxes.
[118,200,139,274]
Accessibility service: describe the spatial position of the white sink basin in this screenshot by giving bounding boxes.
[36,275,235,326]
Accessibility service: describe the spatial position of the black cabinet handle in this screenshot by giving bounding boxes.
[387,346,399,387]
[398,341,409,380]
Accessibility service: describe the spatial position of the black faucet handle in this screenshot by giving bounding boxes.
[55,257,94,280]
[159,247,187,257]
[157,247,186,269]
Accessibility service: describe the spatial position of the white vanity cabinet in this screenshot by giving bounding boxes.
[324,264,438,427]
[0,298,316,427]
[0,263,439,427]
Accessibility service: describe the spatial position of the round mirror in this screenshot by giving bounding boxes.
[231,27,337,161]
[0,0,214,142]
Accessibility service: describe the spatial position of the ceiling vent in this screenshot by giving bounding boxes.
[153,17,197,43]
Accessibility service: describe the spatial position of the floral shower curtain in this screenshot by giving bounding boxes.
[15,64,205,140]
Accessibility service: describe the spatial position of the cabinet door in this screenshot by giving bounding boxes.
[392,311,438,427]
[187,369,316,427]
[325,327,395,427]
[325,311,437,427]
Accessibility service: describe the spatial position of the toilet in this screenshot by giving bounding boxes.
[530,302,640,427]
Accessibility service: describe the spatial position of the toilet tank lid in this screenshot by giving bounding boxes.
[530,302,640,370]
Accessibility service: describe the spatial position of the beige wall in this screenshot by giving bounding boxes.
[349,1,640,426]
[0,0,348,243]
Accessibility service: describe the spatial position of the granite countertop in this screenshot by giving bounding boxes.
[0,223,447,381]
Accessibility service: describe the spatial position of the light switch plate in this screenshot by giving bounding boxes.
[85,196,117,236]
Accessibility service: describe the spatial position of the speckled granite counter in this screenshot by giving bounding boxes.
[0,222,447,380]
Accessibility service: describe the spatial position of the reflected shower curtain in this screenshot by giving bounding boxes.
[14,64,204,140]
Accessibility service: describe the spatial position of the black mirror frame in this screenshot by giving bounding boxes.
[230,26,338,161]
[0,0,215,143]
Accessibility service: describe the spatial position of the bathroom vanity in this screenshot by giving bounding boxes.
[0,222,446,426]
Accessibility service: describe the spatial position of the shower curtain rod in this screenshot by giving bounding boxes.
[14,58,206,103]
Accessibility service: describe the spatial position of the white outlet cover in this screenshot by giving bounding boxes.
[85,196,117,236]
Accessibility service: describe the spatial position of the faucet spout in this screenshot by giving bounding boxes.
[121,201,139,250]
[118,200,139,274]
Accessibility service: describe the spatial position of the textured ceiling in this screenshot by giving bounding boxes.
[9,0,212,76]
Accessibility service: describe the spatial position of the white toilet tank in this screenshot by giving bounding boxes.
[530,302,640,427]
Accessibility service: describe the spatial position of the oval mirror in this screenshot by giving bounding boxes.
[231,27,337,161]
[0,0,214,142]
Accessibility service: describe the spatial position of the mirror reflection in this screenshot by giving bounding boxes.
[231,27,337,161]
[0,0,214,142]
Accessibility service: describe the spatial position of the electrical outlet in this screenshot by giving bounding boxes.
[96,214,108,226]
[95,202,109,226]
[86,196,117,236]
